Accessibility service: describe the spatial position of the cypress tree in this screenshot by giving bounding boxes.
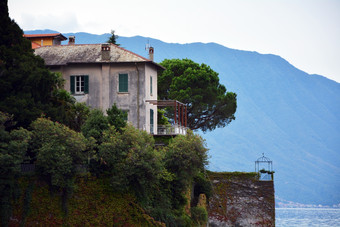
[0,0,73,128]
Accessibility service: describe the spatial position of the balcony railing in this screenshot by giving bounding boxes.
[144,124,187,135]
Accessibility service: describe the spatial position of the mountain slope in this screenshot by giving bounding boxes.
[26,30,340,206]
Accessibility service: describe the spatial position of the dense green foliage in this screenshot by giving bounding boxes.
[2,116,210,226]
[81,109,109,143]
[0,112,31,226]
[0,0,78,129]
[160,131,208,216]
[0,113,31,176]
[30,118,89,189]
[2,108,210,226]
[81,105,127,144]
[164,131,208,181]
[98,124,162,193]
[159,58,237,132]
[191,206,208,226]
[106,104,127,131]
[158,108,170,125]
[11,177,164,226]
[66,102,90,132]
[193,172,212,201]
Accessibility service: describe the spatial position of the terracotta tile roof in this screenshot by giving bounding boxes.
[34,44,164,69]
[23,33,67,41]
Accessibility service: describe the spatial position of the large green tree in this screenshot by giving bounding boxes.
[159,59,237,132]
[0,0,74,128]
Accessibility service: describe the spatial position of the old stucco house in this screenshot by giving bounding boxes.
[33,35,187,135]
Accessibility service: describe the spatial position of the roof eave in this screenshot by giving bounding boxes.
[45,61,165,70]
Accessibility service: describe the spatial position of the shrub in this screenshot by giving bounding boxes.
[98,124,162,198]
[191,206,208,225]
[106,104,127,131]
[31,118,87,189]
[81,109,108,144]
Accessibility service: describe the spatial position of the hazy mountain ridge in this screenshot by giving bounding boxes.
[25,30,340,206]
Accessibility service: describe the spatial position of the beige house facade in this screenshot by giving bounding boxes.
[35,43,162,133]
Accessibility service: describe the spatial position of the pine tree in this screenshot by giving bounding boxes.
[107,30,120,46]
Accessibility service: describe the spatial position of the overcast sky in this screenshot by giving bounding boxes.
[8,0,340,82]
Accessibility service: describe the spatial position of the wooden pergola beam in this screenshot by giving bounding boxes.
[146,99,188,127]
[145,100,186,107]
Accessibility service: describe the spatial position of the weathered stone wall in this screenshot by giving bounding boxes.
[208,172,275,227]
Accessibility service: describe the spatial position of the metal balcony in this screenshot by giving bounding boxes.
[155,124,187,135]
[144,124,187,136]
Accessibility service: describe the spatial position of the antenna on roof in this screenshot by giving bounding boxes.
[145,40,150,51]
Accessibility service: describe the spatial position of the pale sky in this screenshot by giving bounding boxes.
[8,0,340,83]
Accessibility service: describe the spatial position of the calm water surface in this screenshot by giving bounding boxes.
[276,208,340,227]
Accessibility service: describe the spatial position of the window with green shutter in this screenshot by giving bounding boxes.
[70,75,89,94]
[84,76,89,93]
[70,76,75,94]
[150,109,154,134]
[150,76,153,95]
[119,74,128,92]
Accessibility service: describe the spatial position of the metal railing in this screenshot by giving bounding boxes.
[157,124,187,135]
[144,124,187,135]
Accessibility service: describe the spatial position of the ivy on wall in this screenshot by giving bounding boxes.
[11,177,164,226]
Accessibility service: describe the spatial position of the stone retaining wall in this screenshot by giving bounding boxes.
[208,172,275,227]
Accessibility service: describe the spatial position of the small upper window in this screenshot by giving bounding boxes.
[70,75,89,94]
[119,74,128,92]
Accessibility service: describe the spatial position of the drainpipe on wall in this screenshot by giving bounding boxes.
[135,63,140,129]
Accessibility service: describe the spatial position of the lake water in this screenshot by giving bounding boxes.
[276,208,340,227]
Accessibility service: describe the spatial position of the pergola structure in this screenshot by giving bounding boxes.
[146,100,188,136]
[146,100,187,127]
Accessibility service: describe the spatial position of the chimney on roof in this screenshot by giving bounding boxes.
[101,43,111,61]
[68,36,75,45]
[148,46,154,61]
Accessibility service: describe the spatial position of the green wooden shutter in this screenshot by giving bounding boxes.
[84,75,89,94]
[150,76,153,95]
[150,109,154,134]
[70,76,75,94]
[119,74,128,92]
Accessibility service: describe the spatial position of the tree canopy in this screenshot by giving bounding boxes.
[0,0,74,128]
[106,30,120,46]
[159,58,237,132]
[31,117,88,188]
